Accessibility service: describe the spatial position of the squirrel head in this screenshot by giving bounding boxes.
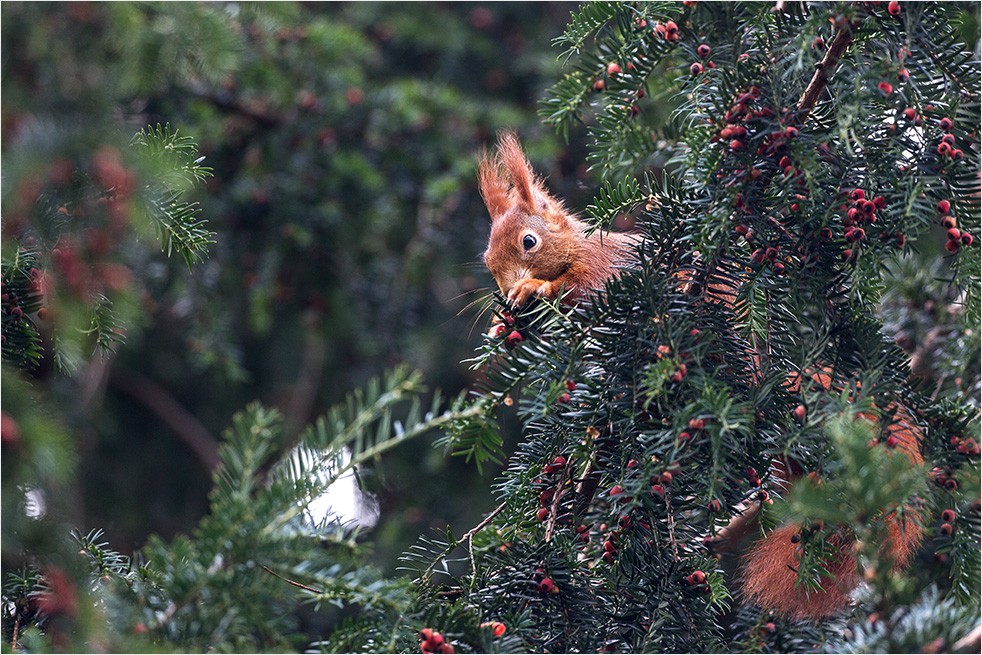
[478,132,576,298]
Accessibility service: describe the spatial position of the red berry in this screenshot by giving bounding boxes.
[938,142,952,156]
[492,622,506,637]
[886,435,900,449]
[939,522,953,536]
[557,393,570,404]
[888,1,900,15]
[690,62,703,76]
[947,228,961,241]
[659,471,674,484]
[441,644,454,654]
[850,188,866,201]
[420,629,435,642]
[941,509,955,523]
[697,44,711,58]
[942,134,955,146]
[765,247,779,261]
[894,234,906,248]
[878,81,894,95]
[692,570,706,584]
[537,507,549,522]
[903,107,917,121]
[785,126,798,139]
[842,248,855,263]
[538,577,556,593]
[707,499,721,512]
[937,199,950,214]
[506,330,523,346]
[688,418,706,430]
[609,485,623,497]
[941,215,957,229]
[762,622,776,634]
[607,62,622,76]
[793,405,806,422]
[961,233,973,246]
[565,380,577,391]
[939,117,953,131]
[813,37,825,48]
[873,195,887,209]
[665,20,678,34]
[952,148,964,160]
[489,323,507,339]
[729,139,744,151]
[852,228,866,242]
[650,484,664,496]
[945,239,960,253]
[593,78,606,92]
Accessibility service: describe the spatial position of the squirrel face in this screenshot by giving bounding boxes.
[478,132,576,300]
[483,207,573,299]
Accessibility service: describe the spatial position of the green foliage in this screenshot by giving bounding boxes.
[1,122,211,374]
[404,2,981,653]
[130,124,215,268]
[2,367,478,652]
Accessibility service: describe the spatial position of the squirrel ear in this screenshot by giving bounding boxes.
[497,132,538,209]
[480,132,562,221]
[478,148,510,222]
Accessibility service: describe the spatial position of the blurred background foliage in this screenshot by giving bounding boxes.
[1,0,597,570]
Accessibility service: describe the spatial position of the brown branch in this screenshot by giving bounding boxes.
[797,12,866,118]
[109,368,220,471]
[261,565,324,594]
[462,501,507,543]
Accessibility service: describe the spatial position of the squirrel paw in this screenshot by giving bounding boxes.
[507,278,554,308]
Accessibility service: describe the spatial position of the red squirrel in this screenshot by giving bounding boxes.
[479,132,637,308]
[477,132,924,621]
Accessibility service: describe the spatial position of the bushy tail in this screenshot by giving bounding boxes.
[739,409,924,621]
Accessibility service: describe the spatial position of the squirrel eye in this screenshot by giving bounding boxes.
[522,234,537,251]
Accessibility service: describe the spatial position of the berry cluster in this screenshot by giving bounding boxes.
[479,621,507,637]
[930,466,959,492]
[535,455,568,522]
[690,43,714,75]
[936,197,973,254]
[487,311,524,347]
[684,569,710,594]
[534,569,558,594]
[419,628,454,654]
[677,416,707,444]
[949,434,980,456]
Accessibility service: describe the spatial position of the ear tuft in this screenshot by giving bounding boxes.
[497,131,538,208]
[478,147,510,221]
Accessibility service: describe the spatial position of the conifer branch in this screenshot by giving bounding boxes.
[796,13,865,117]
[261,565,323,594]
[461,501,507,543]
